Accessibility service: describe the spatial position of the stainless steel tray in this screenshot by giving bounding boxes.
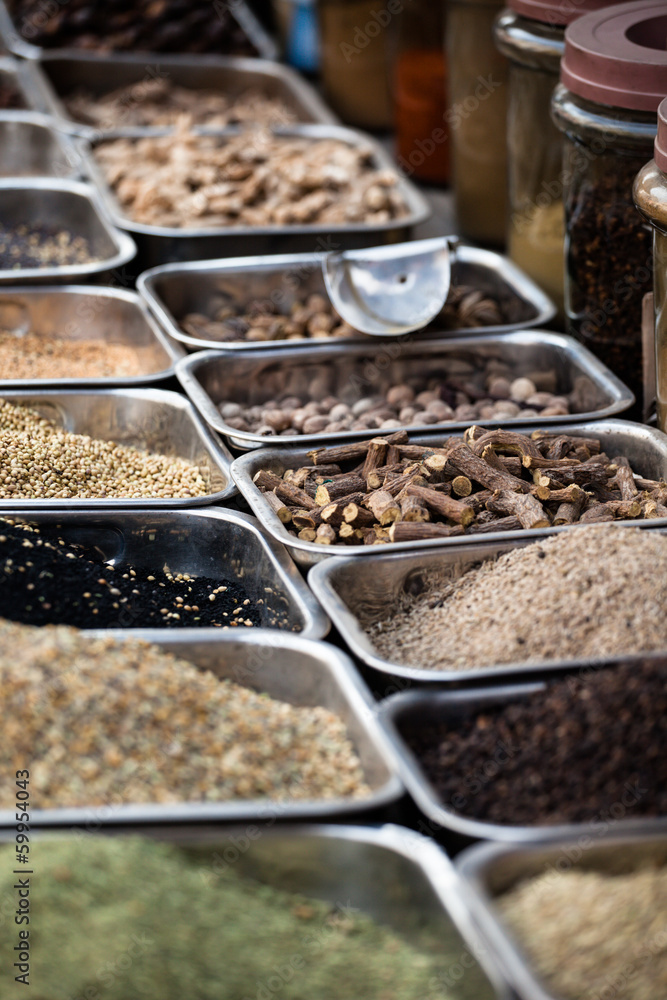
[0,284,185,387]
[0,386,235,506]
[35,53,336,137]
[0,823,510,1000]
[177,331,633,451]
[456,833,667,1000]
[79,124,431,267]
[139,245,556,352]
[0,632,405,827]
[0,0,277,61]
[1,507,328,639]
[0,110,82,177]
[0,52,53,112]
[308,525,667,685]
[232,419,667,567]
[0,178,136,283]
[377,681,667,843]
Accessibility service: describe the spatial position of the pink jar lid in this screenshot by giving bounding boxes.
[508,0,616,28]
[656,96,667,172]
[561,0,667,111]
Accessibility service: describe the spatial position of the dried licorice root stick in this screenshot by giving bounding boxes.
[252,426,661,546]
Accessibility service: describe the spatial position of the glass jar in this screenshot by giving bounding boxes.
[393,0,448,185]
[446,0,508,246]
[319,0,393,129]
[634,100,667,431]
[551,1,667,407]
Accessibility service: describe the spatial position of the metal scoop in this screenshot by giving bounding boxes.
[323,236,456,337]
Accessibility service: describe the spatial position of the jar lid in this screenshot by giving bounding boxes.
[507,0,615,28]
[656,96,667,173]
[561,1,667,112]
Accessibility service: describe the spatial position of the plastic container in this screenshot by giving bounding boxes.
[634,97,667,433]
[446,0,508,246]
[495,1,616,315]
[393,0,448,185]
[551,0,667,408]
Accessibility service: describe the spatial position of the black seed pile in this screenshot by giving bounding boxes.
[402,660,667,826]
[0,224,98,270]
[0,521,290,630]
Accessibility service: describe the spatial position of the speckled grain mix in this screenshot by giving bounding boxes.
[366,526,667,670]
[0,331,143,379]
[0,619,370,808]
[499,867,667,1000]
[0,398,208,499]
[94,123,408,228]
[0,224,98,270]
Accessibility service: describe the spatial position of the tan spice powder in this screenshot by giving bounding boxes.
[499,867,667,1000]
[365,525,667,671]
[0,619,370,808]
[0,331,143,379]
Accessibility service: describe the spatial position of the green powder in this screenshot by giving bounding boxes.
[0,836,461,1000]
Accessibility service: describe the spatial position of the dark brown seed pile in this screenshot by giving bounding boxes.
[402,659,667,826]
[0,223,98,269]
[0,521,290,630]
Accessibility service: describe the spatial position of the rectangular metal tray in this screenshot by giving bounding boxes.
[456,833,667,1000]
[139,245,556,352]
[0,386,235,506]
[176,331,633,451]
[0,52,53,111]
[231,419,667,567]
[0,506,329,639]
[0,0,277,60]
[35,52,337,137]
[0,823,509,1000]
[377,680,667,844]
[0,111,82,177]
[0,178,136,283]
[0,284,185,386]
[0,632,405,827]
[308,524,667,685]
[79,124,431,268]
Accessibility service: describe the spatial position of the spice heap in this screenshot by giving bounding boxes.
[181,285,526,346]
[499,867,667,1000]
[0,520,289,630]
[0,836,457,1000]
[252,429,661,547]
[7,0,257,54]
[0,619,369,808]
[402,657,667,824]
[0,75,23,110]
[66,79,298,130]
[94,125,408,228]
[367,526,667,669]
[0,224,98,270]
[221,366,588,439]
[0,331,143,379]
[0,398,208,499]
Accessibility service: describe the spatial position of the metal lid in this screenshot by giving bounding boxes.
[656,96,667,173]
[561,1,667,111]
[508,0,616,28]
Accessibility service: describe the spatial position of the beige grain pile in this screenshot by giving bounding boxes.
[366,525,667,671]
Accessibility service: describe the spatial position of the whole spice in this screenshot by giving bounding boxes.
[220,364,582,438]
[182,284,528,346]
[7,0,258,55]
[0,618,370,808]
[367,526,667,669]
[0,520,289,630]
[65,79,299,130]
[0,398,208,499]
[499,867,667,1000]
[0,836,458,1000]
[0,224,98,270]
[94,123,408,229]
[0,330,142,379]
[253,429,661,546]
[402,657,667,824]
